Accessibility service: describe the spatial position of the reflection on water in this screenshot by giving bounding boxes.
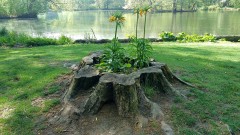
[0,11,239,39]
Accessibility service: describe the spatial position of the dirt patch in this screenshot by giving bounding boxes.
[35,84,185,134]
[35,69,192,135]
[32,97,45,108]
[36,102,167,135]
[0,105,15,119]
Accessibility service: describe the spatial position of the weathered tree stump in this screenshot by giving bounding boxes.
[60,51,192,134]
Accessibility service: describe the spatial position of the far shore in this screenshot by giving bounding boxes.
[1,7,239,20]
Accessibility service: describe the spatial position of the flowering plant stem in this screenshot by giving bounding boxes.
[136,12,139,39]
[143,12,147,39]
[115,22,118,40]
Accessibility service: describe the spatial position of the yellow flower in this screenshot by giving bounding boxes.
[118,17,125,22]
[139,9,144,17]
[109,12,125,24]
[109,16,116,22]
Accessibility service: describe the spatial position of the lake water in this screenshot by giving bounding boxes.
[0,11,239,39]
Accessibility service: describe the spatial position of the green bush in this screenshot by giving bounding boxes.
[177,32,187,42]
[202,33,216,42]
[0,27,8,36]
[160,31,177,41]
[175,32,216,43]
[177,33,203,42]
[0,27,73,47]
[0,36,8,46]
[159,32,216,43]
[0,31,29,47]
[58,35,73,45]
[26,37,58,47]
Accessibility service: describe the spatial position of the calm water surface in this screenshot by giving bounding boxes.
[0,11,239,39]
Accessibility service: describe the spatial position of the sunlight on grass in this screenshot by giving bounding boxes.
[0,104,15,119]
[0,42,239,134]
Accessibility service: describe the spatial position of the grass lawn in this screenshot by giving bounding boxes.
[0,42,239,135]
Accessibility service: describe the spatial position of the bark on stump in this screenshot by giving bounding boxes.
[62,51,189,118]
[60,51,192,134]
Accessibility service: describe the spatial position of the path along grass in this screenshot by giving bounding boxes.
[0,42,239,134]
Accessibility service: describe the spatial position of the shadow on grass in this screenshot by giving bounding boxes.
[152,46,240,133]
[0,45,104,134]
[0,44,239,134]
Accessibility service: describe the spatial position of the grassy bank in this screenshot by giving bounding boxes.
[0,28,73,47]
[0,42,239,134]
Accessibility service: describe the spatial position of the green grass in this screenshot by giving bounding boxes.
[152,42,240,135]
[0,42,240,135]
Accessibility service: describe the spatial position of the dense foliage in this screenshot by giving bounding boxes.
[1,0,239,18]
[0,27,72,47]
[160,31,216,42]
[0,0,48,18]
[49,0,240,11]
[160,31,177,42]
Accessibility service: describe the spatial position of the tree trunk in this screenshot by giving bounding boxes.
[173,0,177,13]
[62,51,191,118]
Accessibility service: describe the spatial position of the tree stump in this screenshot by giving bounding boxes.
[60,51,192,134]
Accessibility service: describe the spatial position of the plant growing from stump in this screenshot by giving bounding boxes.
[59,7,193,131]
[131,6,153,68]
[98,12,128,72]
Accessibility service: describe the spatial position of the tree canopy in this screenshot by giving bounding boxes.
[0,0,239,18]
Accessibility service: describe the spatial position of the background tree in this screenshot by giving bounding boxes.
[1,0,240,18]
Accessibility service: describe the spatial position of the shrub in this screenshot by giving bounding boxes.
[180,34,202,42]
[0,31,29,47]
[58,35,73,45]
[0,28,73,47]
[160,31,177,41]
[202,33,216,42]
[0,27,8,36]
[175,32,216,43]
[177,32,187,42]
[26,37,58,47]
[0,36,8,46]
[159,32,217,43]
